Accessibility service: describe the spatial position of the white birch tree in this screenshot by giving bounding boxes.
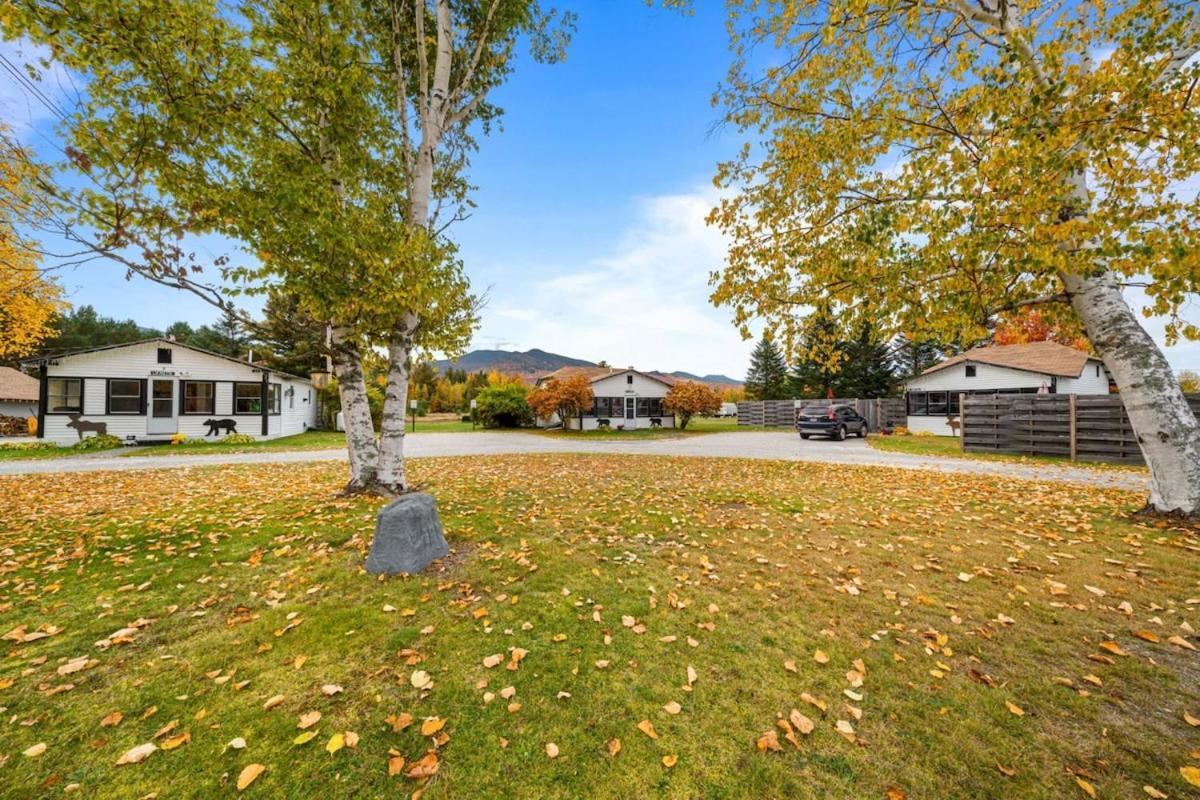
[707,0,1200,514]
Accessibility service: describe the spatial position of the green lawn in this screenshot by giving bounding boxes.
[0,442,121,461]
[2,455,1196,799]
[538,415,743,439]
[868,433,1148,471]
[122,421,477,457]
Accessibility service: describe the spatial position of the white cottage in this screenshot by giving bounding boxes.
[904,341,1110,434]
[534,367,675,430]
[23,338,318,446]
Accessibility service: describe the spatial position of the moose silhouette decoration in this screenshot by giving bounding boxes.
[203,418,238,437]
[65,413,107,440]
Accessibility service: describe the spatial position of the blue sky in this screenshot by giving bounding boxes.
[3,2,1199,377]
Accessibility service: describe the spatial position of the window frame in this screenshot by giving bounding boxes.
[46,377,84,415]
[906,391,927,416]
[965,365,976,377]
[180,380,216,415]
[157,347,172,364]
[636,397,664,417]
[105,378,145,415]
[268,383,282,415]
[233,382,263,415]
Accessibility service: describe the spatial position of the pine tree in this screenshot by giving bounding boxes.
[836,324,897,398]
[789,318,896,398]
[252,290,327,376]
[745,335,790,400]
[892,335,948,380]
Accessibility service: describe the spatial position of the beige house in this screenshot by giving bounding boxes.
[0,366,39,420]
[534,367,675,430]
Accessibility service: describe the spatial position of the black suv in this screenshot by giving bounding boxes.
[797,404,868,440]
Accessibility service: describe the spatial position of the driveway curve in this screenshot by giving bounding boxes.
[0,431,1148,492]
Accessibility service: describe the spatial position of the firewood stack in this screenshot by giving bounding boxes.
[0,414,33,436]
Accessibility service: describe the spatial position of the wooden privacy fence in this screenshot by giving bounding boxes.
[737,398,907,430]
[961,393,1200,464]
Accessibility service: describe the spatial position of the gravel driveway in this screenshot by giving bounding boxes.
[0,431,1149,492]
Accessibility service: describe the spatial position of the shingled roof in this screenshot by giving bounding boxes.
[536,366,674,387]
[922,341,1096,379]
[0,366,39,403]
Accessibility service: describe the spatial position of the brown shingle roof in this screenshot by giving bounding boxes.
[922,341,1096,379]
[0,366,39,403]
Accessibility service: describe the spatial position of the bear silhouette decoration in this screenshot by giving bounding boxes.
[203,418,238,437]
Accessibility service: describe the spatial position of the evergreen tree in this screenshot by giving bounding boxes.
[836,324,897,398]
[787,314,840,397]
[38,305,159,354]
[186,309,248,358]
[252,290,327,376]
[744,335,789,400]
[892,335,948,380]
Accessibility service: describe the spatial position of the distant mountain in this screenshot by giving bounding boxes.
[433,348,595,376]
[433,349,744,387]
[658,370,743,386]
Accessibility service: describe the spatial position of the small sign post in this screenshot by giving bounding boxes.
[470,398,478,431]
[410,399,418,432]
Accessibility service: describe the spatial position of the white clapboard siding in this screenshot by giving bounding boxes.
[40,339,317,445]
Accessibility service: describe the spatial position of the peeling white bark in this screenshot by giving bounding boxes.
[376,315,418,493]
[330,326,379,493]
[1064,270,1200,514]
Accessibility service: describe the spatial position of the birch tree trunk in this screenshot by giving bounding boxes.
[1062,269,1200,514]
[376,317,417,494]
[330,326,380,493]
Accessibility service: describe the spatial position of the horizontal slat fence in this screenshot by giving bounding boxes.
[962,393,1200,464]
[737,398,906,431]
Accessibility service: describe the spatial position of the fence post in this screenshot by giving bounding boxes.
[1069,393,1077,462]
[959,393,966,450]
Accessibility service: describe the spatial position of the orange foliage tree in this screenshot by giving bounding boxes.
[1,128,65,359]
[664,381,722,430]
[993,309,1089,351]
[526,375,594,428]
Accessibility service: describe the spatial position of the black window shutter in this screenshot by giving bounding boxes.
[104,378,111,415]
[140,379,148,415]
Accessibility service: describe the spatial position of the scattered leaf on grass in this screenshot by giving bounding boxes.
[237,763,265,791]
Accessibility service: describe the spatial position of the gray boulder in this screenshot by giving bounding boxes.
[365,493,449,575]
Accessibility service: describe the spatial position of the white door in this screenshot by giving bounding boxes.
[147,379,177,435]
[624,396,637,430]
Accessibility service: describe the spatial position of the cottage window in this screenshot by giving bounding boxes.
[636,398,664,417]
[182,381,215,414]
[47,378,82,413]
[965,365,976,377]
[593,397,623,417]
[234,382,262,414]
[107,379,143,414]
[927,392,948,415]
[157,347,172,364]
[268,383,282,414]
[906,391,926,416]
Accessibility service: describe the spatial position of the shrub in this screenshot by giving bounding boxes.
[73,433,123,451]
[664,381,723,430]
[891,426,910,436]
[0,440,57,452]
[170,433,189,445]
[475,384,533,428]
[222,433,256,445]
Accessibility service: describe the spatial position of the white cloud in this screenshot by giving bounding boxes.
[468,183,1200,379]
[471,187,755,379]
